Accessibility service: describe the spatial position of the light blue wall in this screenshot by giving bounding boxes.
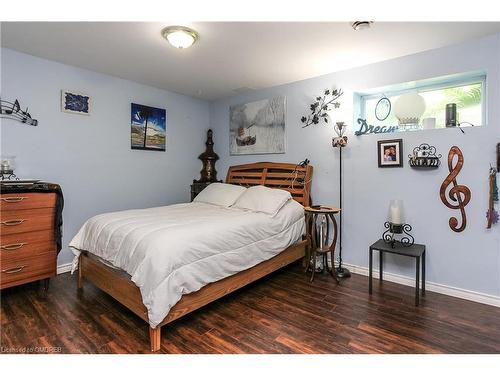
[2,33,499,298]
[0,48,210,265]
[210,33,500,297]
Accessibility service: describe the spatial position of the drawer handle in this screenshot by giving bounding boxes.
[2,266,26,274]
[1,219,26,226]
[1,197,28,203]
[1,243,27,251]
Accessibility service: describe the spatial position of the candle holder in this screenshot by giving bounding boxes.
[0,156,19,181]
[382,222,414,248]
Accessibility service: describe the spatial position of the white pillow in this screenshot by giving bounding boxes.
[233,185,292,216]
[193,183,247,207]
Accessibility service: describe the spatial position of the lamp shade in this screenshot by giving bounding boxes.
[394,92,426,128]
[387,199,405,225]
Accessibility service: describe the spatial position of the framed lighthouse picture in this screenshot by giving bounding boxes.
[229,96,286,155]
[130,103,166,151]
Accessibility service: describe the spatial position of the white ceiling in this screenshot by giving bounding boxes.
[1,22,499,100]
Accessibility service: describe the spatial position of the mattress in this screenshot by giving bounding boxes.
[69,200,305,328]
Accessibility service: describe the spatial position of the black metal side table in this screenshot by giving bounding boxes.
[369,239,426,306]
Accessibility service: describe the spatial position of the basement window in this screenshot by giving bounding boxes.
[356,71,486,135]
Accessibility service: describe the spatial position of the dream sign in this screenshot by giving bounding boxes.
[354,118,398,136]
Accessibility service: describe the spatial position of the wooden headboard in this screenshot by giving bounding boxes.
[226,162,313,206]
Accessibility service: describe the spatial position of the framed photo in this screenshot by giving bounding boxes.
[229,96,285,155]
[61,90,91,115]
[130,103,166,151]
[378,139,403,168]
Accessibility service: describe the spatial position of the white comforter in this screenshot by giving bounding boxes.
[69,200,305,328]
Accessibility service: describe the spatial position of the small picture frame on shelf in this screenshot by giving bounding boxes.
[378,139,403,168]
[61,90,91,115]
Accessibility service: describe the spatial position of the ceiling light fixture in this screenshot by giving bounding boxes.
[351,21,373,31]
[161,26,199,49]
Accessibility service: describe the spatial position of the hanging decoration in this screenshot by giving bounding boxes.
[375,96,391,121]
[487,166,498,228]
[354,118,398,136]
[408,143,442,169]
[300,88,343,128]
[439,146,471,232]
[497,143,500,172]
[0,98,38,126]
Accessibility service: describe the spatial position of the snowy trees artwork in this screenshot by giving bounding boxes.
[229,96,285,155]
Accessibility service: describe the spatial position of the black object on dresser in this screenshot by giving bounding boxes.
[0,182,63,290]
[369,239,426,306]
[191,129,222,201]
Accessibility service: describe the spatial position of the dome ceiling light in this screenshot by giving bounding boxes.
[351,21,373,31]
[161,26,199,49]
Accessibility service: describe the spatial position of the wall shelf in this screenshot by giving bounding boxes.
[408,144,441,169]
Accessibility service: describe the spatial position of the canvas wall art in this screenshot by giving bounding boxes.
[131,103,166,151]
[61,90,91,115]
[229,96,286,155]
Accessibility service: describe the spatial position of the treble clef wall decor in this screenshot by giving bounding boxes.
[439,146,471,232]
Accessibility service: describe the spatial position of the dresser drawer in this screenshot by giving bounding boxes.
[0,208,55,236]
[1,231,55,261]
[1,229,54,245]
[0,193,56,211]
[0,251,56,289]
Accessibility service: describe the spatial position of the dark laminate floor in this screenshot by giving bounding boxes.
[1,262,500,354]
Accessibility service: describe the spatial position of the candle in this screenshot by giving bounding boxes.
[388,200,405,225]
[1,160,11,172]
[1,156,16,173]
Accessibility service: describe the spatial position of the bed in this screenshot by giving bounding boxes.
[72,162,313,351]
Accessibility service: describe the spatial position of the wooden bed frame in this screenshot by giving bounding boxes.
[77,162,313,352]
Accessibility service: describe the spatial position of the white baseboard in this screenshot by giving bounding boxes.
[57,262,72,274]
[340,261,500,308]
[56,260,500,308]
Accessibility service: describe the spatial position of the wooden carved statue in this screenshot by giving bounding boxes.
[195,129,220,183]
[439,146,471,232]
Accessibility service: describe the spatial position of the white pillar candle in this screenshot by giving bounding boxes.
[388,200,405,224]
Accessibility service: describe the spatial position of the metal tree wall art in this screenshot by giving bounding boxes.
[439,146,471,232]
[301,89,343,127]
[0,98,38,126]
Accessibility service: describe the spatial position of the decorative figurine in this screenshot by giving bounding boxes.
[195,129,220,183]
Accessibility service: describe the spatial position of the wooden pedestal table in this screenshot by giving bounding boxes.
[304,205,341,283]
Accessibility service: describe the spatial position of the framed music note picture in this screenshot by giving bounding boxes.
[61,90,91,115]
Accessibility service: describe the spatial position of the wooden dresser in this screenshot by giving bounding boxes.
[0,191,58,289]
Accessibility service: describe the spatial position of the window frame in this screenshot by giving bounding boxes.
[358,71,487,129]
